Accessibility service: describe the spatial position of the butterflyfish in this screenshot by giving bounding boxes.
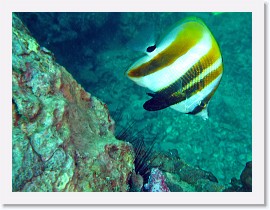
[125,17,223,120]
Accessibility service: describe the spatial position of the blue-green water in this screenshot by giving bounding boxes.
[18,12,252,185]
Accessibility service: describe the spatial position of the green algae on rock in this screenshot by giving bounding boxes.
[12,14,135,192]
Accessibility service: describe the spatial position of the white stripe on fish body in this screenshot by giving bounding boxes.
[185,57,222,91]
[170,74,222,114]
[130,32,212,91]
[149,32,212,92]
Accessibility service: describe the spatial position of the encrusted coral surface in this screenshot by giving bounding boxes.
[12,14,134,192]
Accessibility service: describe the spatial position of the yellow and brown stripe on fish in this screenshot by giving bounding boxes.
[126,16,223,120]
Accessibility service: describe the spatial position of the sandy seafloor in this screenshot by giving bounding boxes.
[17,12,252,185]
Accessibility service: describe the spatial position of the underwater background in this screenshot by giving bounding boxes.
[15,12,252,189]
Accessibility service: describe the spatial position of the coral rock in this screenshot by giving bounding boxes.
[12,14,134,192]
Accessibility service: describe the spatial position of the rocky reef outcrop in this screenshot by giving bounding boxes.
[12,14,134,192]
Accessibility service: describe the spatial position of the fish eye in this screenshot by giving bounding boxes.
[146,45,156,53]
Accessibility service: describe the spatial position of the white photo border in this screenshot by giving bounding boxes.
[0,0,264,205]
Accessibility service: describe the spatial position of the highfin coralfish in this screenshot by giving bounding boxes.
[126,17,223,120]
